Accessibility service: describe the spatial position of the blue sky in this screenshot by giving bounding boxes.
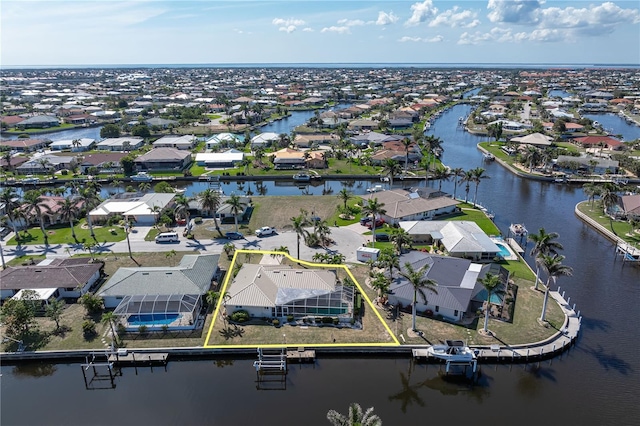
[2,0,639,66]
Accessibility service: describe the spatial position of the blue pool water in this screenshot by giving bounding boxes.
[495,242,511,258]
[128,313,180,326]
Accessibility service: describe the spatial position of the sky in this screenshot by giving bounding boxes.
[1,0,639,66]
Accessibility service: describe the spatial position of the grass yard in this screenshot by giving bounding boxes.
[445,204,501,235]
[6,221,127,246]
[577,200,640,247]
[248,195,342,232]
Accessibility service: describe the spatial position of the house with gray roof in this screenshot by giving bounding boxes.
[15,115,59,129]
[225,264,354,321]
[96,137,144,152]
[145,117,178,128]
[388,252,506,322]
[152,134,197,150]
[134,147,192,171]
[89,192,176,225]
[399,220,500,262]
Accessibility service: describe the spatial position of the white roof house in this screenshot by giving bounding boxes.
[89,192,176,225]
[152,134,197,150]
[195,149,244,168]
[250,132,280,148]
[510,132,553,147]
[206,133,241,149]
[49,138,95,151]
[399,220,500,262]
[96,137,144,151]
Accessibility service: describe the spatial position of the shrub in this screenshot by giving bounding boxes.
[322,316,333,324]
[79,293,103,315]
[82,320,96,337]
[117,323,126,335]
[272,319,280,327]
[161,324,169,334]
[193,217,203,224]
[315,317,323,323]
[287,315,294,322]
[138,325,148,334]
[231,310,250,323]
[61,170,68,175]
[332,318,339,325]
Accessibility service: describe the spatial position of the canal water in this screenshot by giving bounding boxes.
[2,105,640,426]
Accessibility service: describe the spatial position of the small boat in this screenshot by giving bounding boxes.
[483,152,495,161]
[292,172,311,182]
[510,223,528,237]
[426,340,477,362]
[366,184,384,193]
[131,172,153,182]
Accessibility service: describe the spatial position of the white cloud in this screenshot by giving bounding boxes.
[376,11,399,26]
[321,26,350,34]
[337,18,365,27]
[430,7,480,28]
[537,2,640,36]
[398,35,443,43]
[302,27,314,32]
[405,0,438,26]
[272,17,306,33]
[487,0,542,24]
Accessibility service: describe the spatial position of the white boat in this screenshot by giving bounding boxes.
[131,172,153,182]
[510,223,528,236]
[292,172,311,182]
[427,340,477,362]
[483,152,495,161]
[366,184,384,193]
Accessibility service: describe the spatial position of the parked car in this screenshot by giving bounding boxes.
[366,218,385,229]
[359,216,372,226]
[225,231,244,240]
[375,233,390,242]
[255,226,276,237]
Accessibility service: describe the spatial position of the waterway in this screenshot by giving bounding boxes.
[2,104,640,426]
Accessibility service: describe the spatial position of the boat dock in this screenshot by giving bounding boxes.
[615,242,640,264]
[108,350,169,366]
[286,348,316,363]
[507,237,525,254]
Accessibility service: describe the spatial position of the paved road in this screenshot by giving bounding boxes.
[0,225,369,265]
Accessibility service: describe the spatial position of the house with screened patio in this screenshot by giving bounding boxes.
[225,264,355,321]
[97,254,219,331]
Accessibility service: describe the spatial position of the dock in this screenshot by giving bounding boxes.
[286,348,316,363]
[615,242,640,265]
[108,351,169,366]
[507,237,525,254]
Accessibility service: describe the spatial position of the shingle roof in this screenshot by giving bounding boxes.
[0,260,103,291]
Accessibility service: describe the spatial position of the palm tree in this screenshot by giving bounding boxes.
[224,194,247,233]
[401,137,412,173]
[390,228,412,255]
[337,188,353,211]
[174,194,191,223]
[582,183,599,207]
[56,197,80,241]
[371,272,391,301]
[290,212,310,259]
[80,188,101,240]
[138,182,151,193]
[471,167,488,207]
[463,170,474,203]
[539,254,573,322]
[2,149,13,172]
[36,157,52,177]
[327,403,382,426]
[197,189,222,236]
[478,273,505,333]
[528,228,563,291]
[0,188,21,237]
[600,183,619,215]
[382,158,401,187]
[22,190,51,243]
[101,311,118,343]
[451,167,464,199]
[399,262,438,331]
[432,165,451,191]
[313,219,332,246]
[361,198,386,244]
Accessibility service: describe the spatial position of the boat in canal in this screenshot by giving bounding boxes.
[510,223,528,237]
[426,340,477,362]
[292,172,311,182]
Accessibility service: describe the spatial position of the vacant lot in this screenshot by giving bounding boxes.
[249,195,342,231]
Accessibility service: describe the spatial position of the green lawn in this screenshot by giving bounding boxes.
[445,204,501,235]
[4,123,75,134]
[6,221,127,246]
[577,200,640,247]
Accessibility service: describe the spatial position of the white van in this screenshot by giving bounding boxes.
[155,232,179,243]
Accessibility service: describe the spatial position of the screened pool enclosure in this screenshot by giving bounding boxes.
[113,294,202,331]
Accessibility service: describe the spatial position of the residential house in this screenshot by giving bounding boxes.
[224,264,354,321]
[0,115,25,128]
[388,252,506,322]
[88,192,176,225]
[13,195,84,229]
[152,134,197,150]
[510,133,553,147]
[79,152,127,174]
[572,136,624,151]
[293,133,339,148]
[0,138,51,153]
[15,115,59,129]
[250,132,280,149]
[96,137,144,152]
[348,119,379,131]
[16,154,77,175]
[145,117,178,128]
[134,147,192,172]
[195,149,244,168]
[215,195,251,223]
[49,138,95,152]
[0,257,104,302]
[620,194,640,220]
[361,188,460,226]
[206,133,241,149]
[399,221,500,262]
[554,155,619,175]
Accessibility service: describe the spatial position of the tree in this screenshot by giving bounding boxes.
[377,248,400,279]
[22,190,51,243]
[382,159,402,187]
[0,188,22,237]
[463,170,474,203]
[477,273,505,333]
[361,198,386,244]
[138,182,151,193]
[337,188,353,211]
[198,189,222,236]
[100,123,121,138]
[131,124,150,138]
[44,299,65,331]
[174,194,191,222]
[539,254,573,322]
[56,197,80,241]
[224,194,247,232]
[0,289,38,338]
[79,293,103,315]
[290,212,310,259]
[101,311,118,342]
[327,403,382,426]
[451,167,465,200]
[471,167,488,207]
[600,183,619,215]
[432,165,451,191]
[401,137,412,173]
[371,272,391,300]
[398,262,438,331]
[120,154,136,176]
[528,228,563,291]
[166,249,177,266]
[80,188,101,240]
[390,228,412,255]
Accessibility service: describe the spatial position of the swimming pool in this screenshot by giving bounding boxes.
[495,242,511,258]
[128,313,181,326]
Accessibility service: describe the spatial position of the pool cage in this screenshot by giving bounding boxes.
[273,285,355,318]
[113,294,202,330]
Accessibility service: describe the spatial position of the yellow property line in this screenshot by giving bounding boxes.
[204,249,400,348]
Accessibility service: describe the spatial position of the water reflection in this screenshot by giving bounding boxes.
[12,362,57,378]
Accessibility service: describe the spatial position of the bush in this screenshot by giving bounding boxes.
[82,320,96,337]
[117,323,126,335]
[231,310,250,323]
[79,293,103,315]
[287,315,294,322]
[193,217,203,224]
[321,316,333,324]
[272,319,280,327]
[61,170,68,176]
[315,317,323,323]
[138,325,148,334]
[332,318,339,325]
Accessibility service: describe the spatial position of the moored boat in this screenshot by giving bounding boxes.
[292,172,311,182]
[426,340,477,362]
[510,223,528,236]
[483,152,495,161]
